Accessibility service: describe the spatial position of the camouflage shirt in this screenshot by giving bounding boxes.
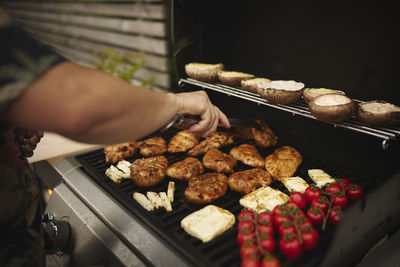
[0,8,65,267]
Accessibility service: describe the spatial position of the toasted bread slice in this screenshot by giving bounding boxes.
[185,63,224,82]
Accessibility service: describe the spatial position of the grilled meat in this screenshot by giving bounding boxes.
[167,157,204,181]
[187,132,235,156]
[130,156,168,187]
[251,119,278,148]
[184,172,228,204]
[228,168,272,194]
[104,141,138,164]
[139,136,167,157]
[265,146,302,181]
[203,149,237,173]
[167,130,200,153]
[230,144,264,168]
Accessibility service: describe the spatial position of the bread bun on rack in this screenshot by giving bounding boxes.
[308,94,356,123]
[217,71,254,86]
[241,78,271,93]
[357,101,400,126]
[303,88,345,103]
[257,80,305,104]
[185,63,224,82]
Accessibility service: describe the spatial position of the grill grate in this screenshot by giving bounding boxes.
[76,128,381,267]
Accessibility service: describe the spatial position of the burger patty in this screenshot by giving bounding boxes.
[228,168,272,194]
[184,172,228,204]
[130,156,168,187]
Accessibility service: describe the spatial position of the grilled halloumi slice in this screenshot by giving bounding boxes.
[147,192,163,209]
[133,192,154,211]
[181,205,235,243]
[167,181,175,203]
[308,169,335,188]
[159,192,172,212]
[116,160,131,178]
[281,176,309,194]
[239,186,289,213]
[105,165,125,183]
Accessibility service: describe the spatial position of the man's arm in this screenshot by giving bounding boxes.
[2,61,229,144]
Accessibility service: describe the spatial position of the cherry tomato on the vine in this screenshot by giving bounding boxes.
[258,224,274,237]
[328,206,343,225]
[331,191,348,210]
[296,216,313,229]
[259,233,275,253]
[238,221,255,233]
[338,178,351,188]
[290,192,307,210]
[278,220,296,237]
[301,226,319,251]
[311,196,329,213]
[238,227,256,246]
[257,211,274,225]
[324,184,342,195]
[279,233,302,261]
[274,213,291,227]
[241,257,261,267]
[346,184,363,200]
[261,255,281,267]
[240,240,260,258]
[304,185,323,204]
[306,206,324,226]
[239,210,256,223]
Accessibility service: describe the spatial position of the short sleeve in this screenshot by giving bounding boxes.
[0,8,66,111]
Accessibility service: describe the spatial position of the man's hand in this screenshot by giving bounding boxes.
[173,91,230,137]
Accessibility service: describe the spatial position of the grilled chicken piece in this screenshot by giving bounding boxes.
[251,119,278,148]
[130,156,168,187]
[104,141,138,164]
[187,132,235,156]
[265,146,302,181]
[184,172,228,204]
[230,144,264,168]
[167,157,204,181]
[139,136,167,157]
[228,168,272,194]
[167,130,200,153]
[203,149,237,173]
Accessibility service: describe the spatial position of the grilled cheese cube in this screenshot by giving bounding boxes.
[105,165,125,183]
[281,176,309,193]
[167,181,175,203]
[308,169,335,188]
[239,186,289,213]
[116,160,131,178]
[133,192,154,211]
[181,205,235,242]
[159,192,172,212]
[146,192,163,209]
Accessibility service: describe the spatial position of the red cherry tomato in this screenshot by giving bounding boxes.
[241,257,261,267]
[296,216,313,229]
[331,191,348,210]
[285,202,299,209]
[259,234,275,253]
[240,240,260,258]
[301,226,319,251]
[239,210,256,223]
[279,234,302,261]
[257,211,274,225]
[346,184,363,200]
[274,213,291,227]
[338,178,351,188]
[238,227,256,246]
[278,220,296,237]
[261,255,281,267]
[290,192,307,210]
[272,204,285,216]
[238,221,255,233]
[304,185,323,204]
[325,184,343,195]
[290,207,305,220]
[306,206,324,226]
[328,206,343,225]
[258,224,274,237]
[311,196,329,213]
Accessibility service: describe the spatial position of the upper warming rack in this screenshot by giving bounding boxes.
[178,78,400,149]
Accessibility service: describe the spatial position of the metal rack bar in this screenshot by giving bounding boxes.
[179,78,400,149]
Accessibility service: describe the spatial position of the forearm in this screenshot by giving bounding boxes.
[3,62,179,144]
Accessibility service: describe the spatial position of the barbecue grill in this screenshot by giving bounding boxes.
[38,1,400,266]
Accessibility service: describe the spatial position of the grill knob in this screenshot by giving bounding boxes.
[42,213,71,254]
